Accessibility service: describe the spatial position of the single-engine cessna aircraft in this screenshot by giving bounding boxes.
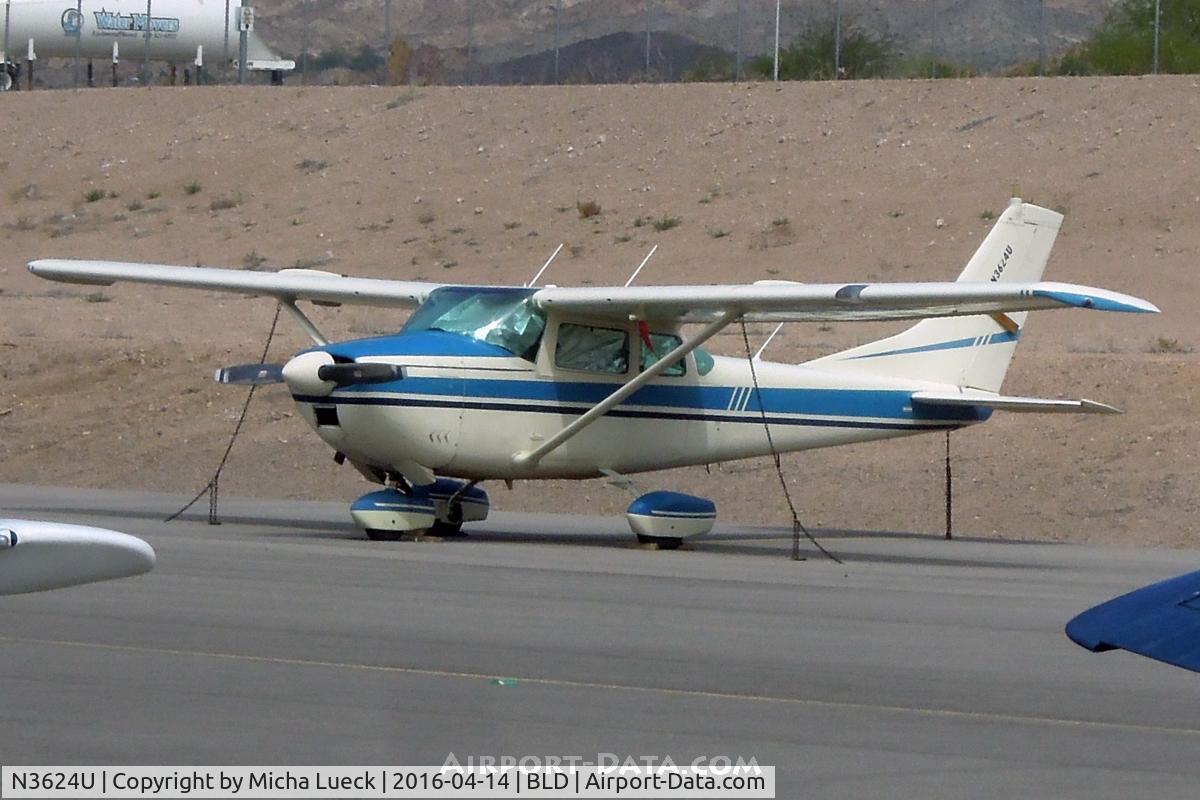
[0,519,155,594]
[29,199,1158,546]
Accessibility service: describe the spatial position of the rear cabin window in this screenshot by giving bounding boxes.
[640,332,687,377]
[555,323,629,374]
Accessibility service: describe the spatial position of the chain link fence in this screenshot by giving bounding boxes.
[270,0,1144,87]
[0,0,1183,90]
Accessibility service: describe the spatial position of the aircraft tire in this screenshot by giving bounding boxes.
[364,528,404,542]
[430,519,465,537]
[636,534,683,550]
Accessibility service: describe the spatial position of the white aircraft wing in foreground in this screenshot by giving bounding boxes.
[0,519,155,595]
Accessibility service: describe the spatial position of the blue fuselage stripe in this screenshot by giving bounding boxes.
[845,330,1019,360]
[293,377,986,430]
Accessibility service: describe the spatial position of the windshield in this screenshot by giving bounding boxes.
[403,287,546,360]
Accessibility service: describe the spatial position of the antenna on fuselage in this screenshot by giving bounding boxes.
[624,244,658,287]
[525,243,564,288]
[753,322,785,360]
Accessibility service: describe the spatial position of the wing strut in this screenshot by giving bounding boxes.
[513,311,736,467]
[281,300,329,345]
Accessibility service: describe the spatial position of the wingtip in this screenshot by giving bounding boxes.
[1080,399,1123,415]
[1033,285,1160,314]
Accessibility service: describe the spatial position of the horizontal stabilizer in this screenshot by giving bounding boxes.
[1066,569,1200,673]
[215,363,285,385]
[911,391,1121,414]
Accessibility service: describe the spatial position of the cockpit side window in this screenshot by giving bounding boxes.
[639,332,686,376]
[555,323,630,374]
[693,346,716,376]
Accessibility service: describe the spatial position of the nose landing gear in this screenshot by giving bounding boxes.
[351,479,490,541]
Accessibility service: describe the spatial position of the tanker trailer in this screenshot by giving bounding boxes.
[0,0,294,88]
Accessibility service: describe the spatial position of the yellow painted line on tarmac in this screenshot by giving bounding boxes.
[4,634,1198,739]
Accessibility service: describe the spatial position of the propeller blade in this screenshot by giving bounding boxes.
[316,362,403,387]
[214,363,286,385]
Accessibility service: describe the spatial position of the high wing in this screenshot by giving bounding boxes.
[1067,569,1200,674]
[0,519,155,595]
[28,259,444,308]
[531,282,1159,323]
[29,259,1158,322]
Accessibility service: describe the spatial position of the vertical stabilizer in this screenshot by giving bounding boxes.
[806,199,1063,391]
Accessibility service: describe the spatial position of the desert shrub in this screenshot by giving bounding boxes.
[749,14,897,80]
[891,54,976,79]
[1150,337,1194,353]
[210,194,242,211]
[310,43,384,73]
[1057,0,1200,75]
[298,158,329,173]
[682,55,737,82]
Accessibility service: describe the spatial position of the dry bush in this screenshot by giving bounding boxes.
[577,200,602,219]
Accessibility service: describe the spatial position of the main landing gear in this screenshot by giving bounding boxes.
[626,491,717,550]
[351,479,490,541]
[350,481,717,550]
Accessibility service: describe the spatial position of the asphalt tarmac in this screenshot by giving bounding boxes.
[1,483,1198,798]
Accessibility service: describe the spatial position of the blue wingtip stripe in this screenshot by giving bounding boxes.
[1034,289,1157,314]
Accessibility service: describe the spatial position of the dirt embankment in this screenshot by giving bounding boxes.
[0,77,1196,546]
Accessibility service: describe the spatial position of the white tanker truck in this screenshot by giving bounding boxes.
[0,0,294,88]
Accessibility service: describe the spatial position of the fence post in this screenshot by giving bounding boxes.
[834,0,841,79]
[73,0,81,87]
[644,0,650,79]
[1153,0,1161,74]
[142,0,152,86]
[773,0,781,81]
[734,0,742,81]
[554,0,560,84]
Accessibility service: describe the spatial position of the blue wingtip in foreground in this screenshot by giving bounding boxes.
[1066,570,1200,673]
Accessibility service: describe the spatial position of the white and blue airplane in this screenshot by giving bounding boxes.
[29,199,1158,547]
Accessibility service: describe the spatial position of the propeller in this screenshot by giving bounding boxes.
[316,362,403,386]
[214,359,402,389]
[214,363,286,385]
